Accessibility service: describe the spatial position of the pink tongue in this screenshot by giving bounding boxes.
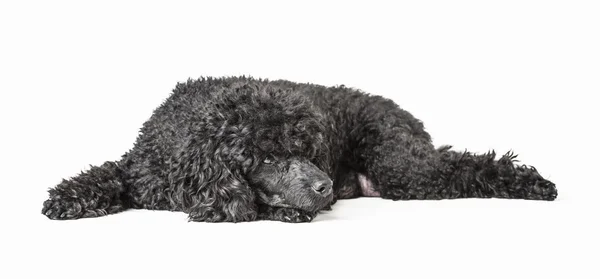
[358,174,380,197]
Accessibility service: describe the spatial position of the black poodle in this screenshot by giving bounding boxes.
[42,77,557,222]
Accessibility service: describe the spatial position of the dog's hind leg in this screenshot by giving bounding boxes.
[434,147,557,200]
[347,97,557,201]
[359,132,557,201]
[42,161,129,220]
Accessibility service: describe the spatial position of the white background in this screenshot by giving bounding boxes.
[1,1,598,278]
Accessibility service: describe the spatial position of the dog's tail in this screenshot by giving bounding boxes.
[42,161,129,220]
[431,146,557,201]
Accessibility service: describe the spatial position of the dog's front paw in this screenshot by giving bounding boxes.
[42,195,84,220]
[258,206,316,223]
[279,208,316,223]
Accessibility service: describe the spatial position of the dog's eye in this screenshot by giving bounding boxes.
[263,156,274,164]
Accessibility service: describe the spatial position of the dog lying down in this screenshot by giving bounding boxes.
[42,77,557,222]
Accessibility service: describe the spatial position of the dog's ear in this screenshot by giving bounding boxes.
[168,136,257,222]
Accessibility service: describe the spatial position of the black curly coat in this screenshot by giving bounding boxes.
[42,77,557,222]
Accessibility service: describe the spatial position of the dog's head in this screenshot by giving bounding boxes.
[240,83,333,212]
[175,79,333,221]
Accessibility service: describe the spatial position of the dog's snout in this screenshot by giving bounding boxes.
[312,180,333,196]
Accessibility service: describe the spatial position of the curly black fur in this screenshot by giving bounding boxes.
[42,77,557,222]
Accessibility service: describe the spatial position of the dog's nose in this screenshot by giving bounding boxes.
[312,180,333,196]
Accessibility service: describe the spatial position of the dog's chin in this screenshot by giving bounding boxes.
[292,193,333,213]
[256,190,333,212]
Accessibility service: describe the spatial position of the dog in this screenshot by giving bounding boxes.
[42,76,557,222]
